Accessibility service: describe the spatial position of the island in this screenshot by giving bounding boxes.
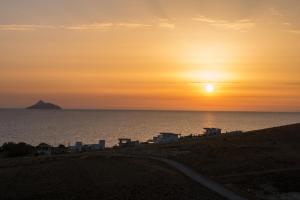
[26,100,62,110]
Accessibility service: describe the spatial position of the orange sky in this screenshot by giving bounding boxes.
[1,0,300,111]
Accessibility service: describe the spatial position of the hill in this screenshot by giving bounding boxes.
[123,123,300,199]
[27,100,62,110]
[0,153,224,200]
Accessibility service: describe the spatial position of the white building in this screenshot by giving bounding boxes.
[118,138,140,148]
[87,140,106,150]
[72,140,105,152]
[75,142,83,152]
[154,132,180,144]
[98,140,106,150]
[36,143,53,156]
[203,128,222,137]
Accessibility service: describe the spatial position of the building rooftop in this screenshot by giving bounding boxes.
[203,128,222,130]
[160,132,180,136]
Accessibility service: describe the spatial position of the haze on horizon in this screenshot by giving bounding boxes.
[1,0,300,111]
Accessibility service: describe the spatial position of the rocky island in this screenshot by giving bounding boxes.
[27,100,62,110]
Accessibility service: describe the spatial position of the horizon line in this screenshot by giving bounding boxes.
[1,107,300,113]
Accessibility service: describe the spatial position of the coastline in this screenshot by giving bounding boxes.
[1,110,300,147]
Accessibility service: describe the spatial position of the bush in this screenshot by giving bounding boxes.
[1,142,35,157]
[58,144,66,149]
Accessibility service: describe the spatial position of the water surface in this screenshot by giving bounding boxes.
[0,109,299,146]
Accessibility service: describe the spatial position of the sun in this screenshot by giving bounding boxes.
[205,83,215,93]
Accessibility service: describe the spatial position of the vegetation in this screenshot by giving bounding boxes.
[0,142,70,158]
[0,124,299,199]
[1,142,35,158]
[116,123,300,199]
[58,144,66,149]
[0,154,224,200]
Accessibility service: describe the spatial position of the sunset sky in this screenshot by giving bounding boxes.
[1,0,300,111]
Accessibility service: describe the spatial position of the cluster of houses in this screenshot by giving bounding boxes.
[36,128,243,155]
[36,140,106,156]
[36,143,68,156]
[70,140,106,152]
[116,128,243,148]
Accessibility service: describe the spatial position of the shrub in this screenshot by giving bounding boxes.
[1,142,35,157]
[58,144,66,149]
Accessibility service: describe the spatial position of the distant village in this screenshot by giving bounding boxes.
[34,128,243,156]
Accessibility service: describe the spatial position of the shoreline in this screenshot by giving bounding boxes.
[0,122,300,148]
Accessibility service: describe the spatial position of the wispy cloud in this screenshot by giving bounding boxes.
[0,24,55,31]
[66,22,152,31]
[157,19,175,29]
[278,21,300,35]
[268,8,283,17]
[193,16,255,31]
[0,22,170,32]
[117,23,152,28]
[65,23,114,31]
[286,29,300,34]
[263,8,300,35]
[159,22,175,29]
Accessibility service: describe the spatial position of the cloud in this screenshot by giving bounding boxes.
[193,16,255,31]
[0,20,174,32]
[65,22,152,31]
[193,16,216,23]
[157,19,175,29]
[286,29,300,34]
[159,22,175,29]
[268,8,283,17]
[64,22,152,31]
[0,23,154,32]
[66,23,114,30]
[66,21,175,31]
[0,24,55,31]
[117,23,152,28]
[283,22,291,26]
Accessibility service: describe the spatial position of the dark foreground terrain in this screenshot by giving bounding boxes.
[0,153,224,200]
[1,123,300,200]
[124,123,300,199]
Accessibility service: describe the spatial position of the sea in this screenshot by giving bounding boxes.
[0,109,300,147]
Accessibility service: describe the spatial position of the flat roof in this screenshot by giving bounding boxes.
[160,132,179,135]
[203,128,221,130]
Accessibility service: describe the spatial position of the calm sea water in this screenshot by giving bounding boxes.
[0,109,300,147]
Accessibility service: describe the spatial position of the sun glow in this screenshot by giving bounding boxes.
[182,70,234,83]
[205,83,215,93]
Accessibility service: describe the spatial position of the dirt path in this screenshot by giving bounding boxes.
[114,154,247,200]
[153,157,248,200]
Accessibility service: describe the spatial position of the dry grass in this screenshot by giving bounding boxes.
[1,123,299,200]
[0,153,225,200]
[122,123,300,199]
